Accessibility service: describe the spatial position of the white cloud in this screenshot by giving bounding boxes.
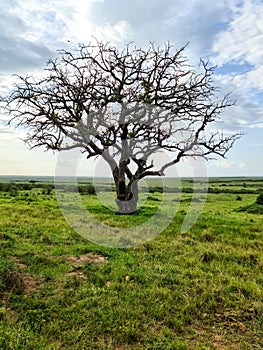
[212,70,263,130]
[0,126,25,141]
[210,0,263,129]
[209,159,246,170]
[94,20,134,42]
[250,123,263,128]
[232,66,263,91]
[212,0,263,66]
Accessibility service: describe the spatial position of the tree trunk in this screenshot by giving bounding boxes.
[115,179,138,215]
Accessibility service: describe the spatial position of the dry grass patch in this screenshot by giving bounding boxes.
[65,253,108,267]
[65,253,108,279]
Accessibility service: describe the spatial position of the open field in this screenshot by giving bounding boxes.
[0,177,262,349]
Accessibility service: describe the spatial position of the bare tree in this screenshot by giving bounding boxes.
[3,40,240,213]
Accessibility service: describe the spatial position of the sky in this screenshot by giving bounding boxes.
[0,0,262,177]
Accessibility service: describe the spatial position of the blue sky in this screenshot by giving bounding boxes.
[0,0,262,177]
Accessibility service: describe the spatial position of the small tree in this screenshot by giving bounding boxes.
[3,40,240,213]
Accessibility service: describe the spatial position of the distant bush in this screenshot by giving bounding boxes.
[0,183,10,192]
[147,186,195,194]
[149,186,163,193]
[236,196,242,201]
[256,193,263,205]
[147,196,160,202]
[42,185,53,195]
[9,185,19,197]
[78,184,96,195]
[182,187,193,193]
[0,182,36,192]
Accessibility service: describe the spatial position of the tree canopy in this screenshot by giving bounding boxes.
[3,40,241,213]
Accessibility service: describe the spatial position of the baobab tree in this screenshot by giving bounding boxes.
[3,40,240,213]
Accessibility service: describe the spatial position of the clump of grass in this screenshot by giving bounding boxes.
[255,192,263,205]
[0,257,24,297]
[236,204,263,214]
[235,192,263,214]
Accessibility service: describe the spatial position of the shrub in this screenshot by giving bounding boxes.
[42,186,52,195]
[256,192,263,205]
[149,186,163,193]
[9,185,19,197]
[0,183,10,192]
[78,184,96,195]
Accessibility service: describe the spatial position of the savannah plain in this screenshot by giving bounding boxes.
[0,176,262,349]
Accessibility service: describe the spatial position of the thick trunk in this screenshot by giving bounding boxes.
[115,196,137,214]
[115,179,139,214]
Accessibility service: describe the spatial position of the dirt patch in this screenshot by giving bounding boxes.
[1,264,44,306]
[190,321,251,350]
[10,256,27,270]
[22,273,44,294]
[212,334,240,349]
[65,254,107,279]
[9,257,44,294]
[65,254,107,267]
[67,270,86,279]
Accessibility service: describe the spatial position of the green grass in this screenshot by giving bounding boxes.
[0,178,262,349]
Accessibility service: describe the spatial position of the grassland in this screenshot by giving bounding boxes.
[0,177,262,349]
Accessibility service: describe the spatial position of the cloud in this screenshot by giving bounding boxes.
[0,128,14,135]
[211,0,263,112]
[212,0,263,67]
[230,66,263,91]
[212,69,263,130]
[93,20,134,42]
[77,0,241,59]
[0,0,262,176]
[163,1,239,56]
[0,0,103,74]
[250,123,263,129]
[0,2,54,74]
[0,37,52,74]
[209,159,246,170]
[0,126,26,141]
[0,0,249,75]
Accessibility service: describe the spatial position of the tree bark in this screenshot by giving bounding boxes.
[115,178,139,214]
